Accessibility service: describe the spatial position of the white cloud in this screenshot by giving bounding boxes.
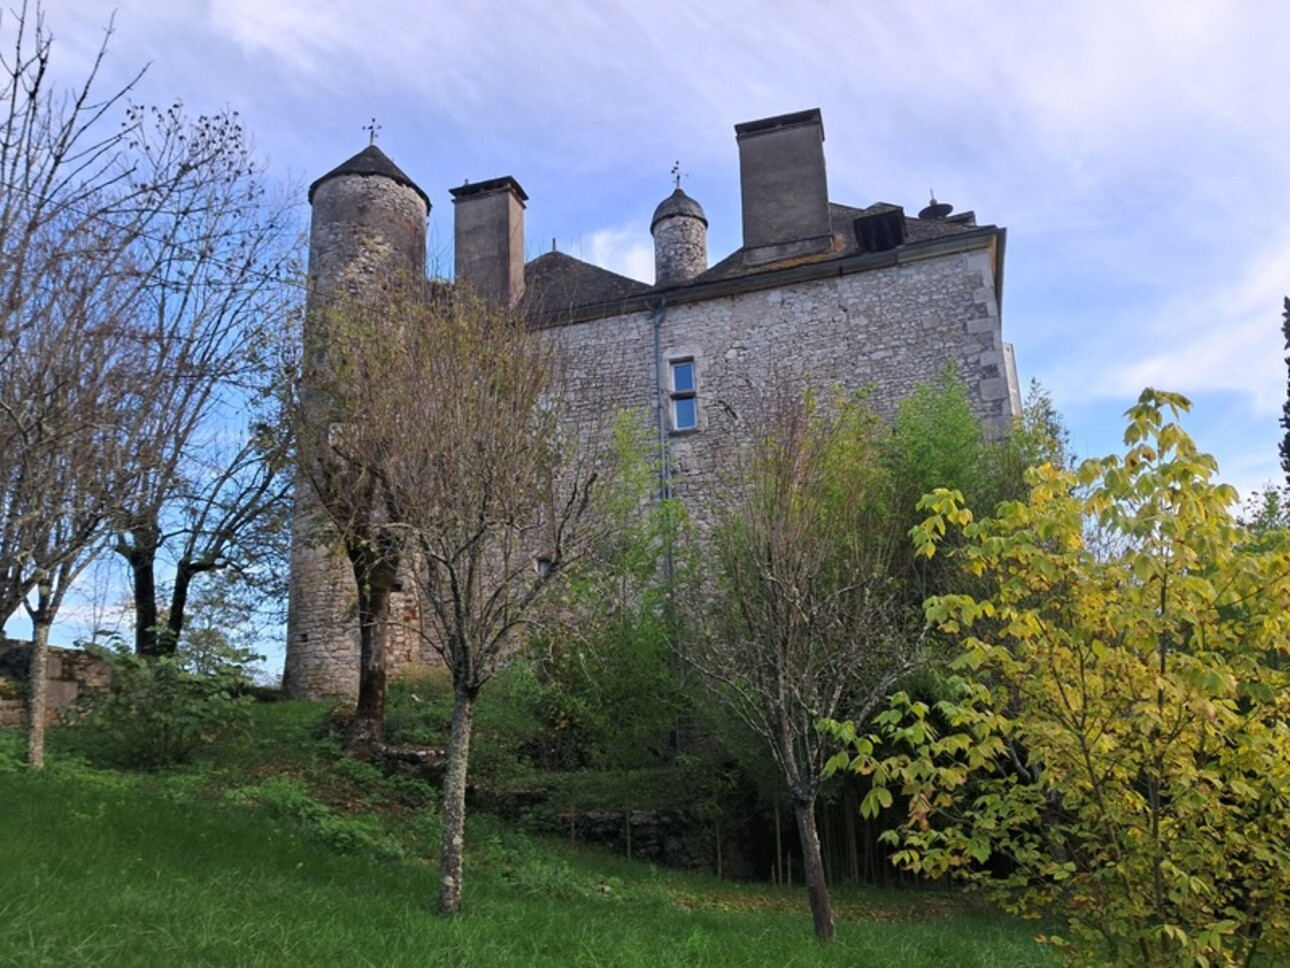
[205,0,352,75]
[1092,231,1290,414]
[580,226,654,284]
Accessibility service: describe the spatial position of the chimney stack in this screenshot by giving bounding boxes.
[735,108,831,266]
[449,176,527,308]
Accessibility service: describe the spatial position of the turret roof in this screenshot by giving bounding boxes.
[308,144,430,209]
[650,187,708,231]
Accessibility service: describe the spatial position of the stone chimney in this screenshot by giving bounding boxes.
[734,108,831,266]
[449,176,528,308]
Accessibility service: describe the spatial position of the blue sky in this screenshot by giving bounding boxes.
[32,0,1290,656]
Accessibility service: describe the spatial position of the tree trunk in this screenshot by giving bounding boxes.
[166,557,208,653]
[347,558,393,756]
[437,682,477,916]
[774,800,783,886]
[793,795,835,942]
[25,586,52,768]
[127,544,163,657]
[345,542,394,753]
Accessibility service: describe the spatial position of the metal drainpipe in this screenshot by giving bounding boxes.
[650,297,670,502]
[649,297,677,593]
[650,295,682,762]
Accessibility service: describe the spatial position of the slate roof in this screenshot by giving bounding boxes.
[308,145,430,209]
[522,199,993,323]
[650,188,708,230]
[520,251,652,319]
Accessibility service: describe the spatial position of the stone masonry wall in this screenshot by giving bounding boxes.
[653,216,707,286]
[0,641,112,728]
[286,229,1009,698]
[283,503,432,699]
[550,241,1011,529]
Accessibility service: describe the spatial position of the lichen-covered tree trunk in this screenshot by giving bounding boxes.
[794,796,835,942]
[25,608,52,768]
[437,683,477,916]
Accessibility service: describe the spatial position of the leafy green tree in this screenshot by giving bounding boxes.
[687,387,924,941]
[536,414,688,771]
[830,389,1290,966]
[888,368,1069,529]
[1280,296,1290,485]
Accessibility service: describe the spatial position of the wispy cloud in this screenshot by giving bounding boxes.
[205,0,352,76]
[1096,231,1290,413]
[579,226,654,285]
[24,0,1290,635]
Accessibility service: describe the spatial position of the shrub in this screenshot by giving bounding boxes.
[77,634,258,769]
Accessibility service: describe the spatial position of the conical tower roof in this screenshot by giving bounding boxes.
[650,187,707,232]
[307,144,430,209]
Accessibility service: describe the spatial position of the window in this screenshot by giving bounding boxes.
[669,358,698,431]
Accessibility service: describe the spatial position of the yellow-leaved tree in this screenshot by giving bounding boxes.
[828,389,1290,966]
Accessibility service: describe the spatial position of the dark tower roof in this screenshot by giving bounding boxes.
[650,187,708,231]
[307,144,430,209]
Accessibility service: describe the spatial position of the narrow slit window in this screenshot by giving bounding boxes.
[669,358,698,431]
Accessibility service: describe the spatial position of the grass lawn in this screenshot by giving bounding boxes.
[0,705,1053,967]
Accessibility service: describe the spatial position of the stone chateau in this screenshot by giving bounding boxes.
[284,108,1020,699]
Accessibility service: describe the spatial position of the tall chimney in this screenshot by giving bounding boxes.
[449,175,527,308]
[734,108,831,266]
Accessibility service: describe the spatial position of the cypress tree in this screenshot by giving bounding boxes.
[1281,297,1290,485]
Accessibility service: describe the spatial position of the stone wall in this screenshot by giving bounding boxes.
[549,238,1010,529]
[283,508,434,698]
[0,641,112,728]
[284,231,1010,698]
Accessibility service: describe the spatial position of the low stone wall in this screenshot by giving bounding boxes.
[0,640,112,727]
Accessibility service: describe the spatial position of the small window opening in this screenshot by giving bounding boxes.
[669,358,698,431]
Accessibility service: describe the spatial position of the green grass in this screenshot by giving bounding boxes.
[0,707,1054,967]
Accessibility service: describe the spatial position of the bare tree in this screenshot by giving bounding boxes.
[0,2,158,765]
[107,103,299,658]
[685,387,925,941]
[293,280,413,752]
[301,282,597,915]
[1,277,140,766]
[0,2,296,763]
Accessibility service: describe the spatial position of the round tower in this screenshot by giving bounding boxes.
[305,144,430,296]
[651,187,708,286]
[284,145,429,699]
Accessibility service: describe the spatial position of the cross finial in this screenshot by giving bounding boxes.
[671,160,686,190]
[364,118,381,146]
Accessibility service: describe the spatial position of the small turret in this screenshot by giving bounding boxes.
[651,187,708,287]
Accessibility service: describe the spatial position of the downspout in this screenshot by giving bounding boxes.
[650,297,670,502]
[650,295,681,756]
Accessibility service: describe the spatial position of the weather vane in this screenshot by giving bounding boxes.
[363,118,381,146]
[671,160,688,190]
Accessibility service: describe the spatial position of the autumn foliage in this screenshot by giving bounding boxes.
[830,390,1290,966]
